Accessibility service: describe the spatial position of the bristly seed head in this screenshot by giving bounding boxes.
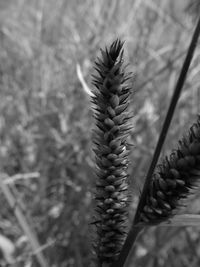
[91,39,133,265]
[140,115,200,224]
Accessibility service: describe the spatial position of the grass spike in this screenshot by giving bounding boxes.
[91,39,133,266]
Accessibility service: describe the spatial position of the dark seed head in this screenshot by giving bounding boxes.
[92,39,132,264]
[141,117,200,225]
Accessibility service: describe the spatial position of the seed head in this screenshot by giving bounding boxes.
[92,39,133,265]
[140,116,200,224]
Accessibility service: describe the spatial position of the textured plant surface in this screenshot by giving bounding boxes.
[139,116,200,224]
[1,1,200,267]
[92,39,132,265]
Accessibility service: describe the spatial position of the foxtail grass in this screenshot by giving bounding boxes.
[140,116,200,223]
[91,39,133,266]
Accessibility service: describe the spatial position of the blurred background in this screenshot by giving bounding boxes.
[0,0,200,266]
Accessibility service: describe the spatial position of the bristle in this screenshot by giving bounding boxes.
[91,39,133,265]
[139,116,200,224]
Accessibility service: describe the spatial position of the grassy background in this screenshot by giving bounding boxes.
[0,0,200,266]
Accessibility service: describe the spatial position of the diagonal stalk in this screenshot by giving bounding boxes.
[134,14,200,225]
[112,15,200,267]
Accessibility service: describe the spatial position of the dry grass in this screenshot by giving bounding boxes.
[0,0,199,266]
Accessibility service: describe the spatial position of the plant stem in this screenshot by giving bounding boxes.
[134,14,200,224]
[112,15,200,267]
[111,226,143,267]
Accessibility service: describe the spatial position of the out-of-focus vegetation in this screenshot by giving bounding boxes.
[0,0,199,266]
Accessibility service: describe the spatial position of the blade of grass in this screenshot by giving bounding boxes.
[112,14,200,267]
[3,172,40,184]
[138,214,200,227]
[0,174,48,267]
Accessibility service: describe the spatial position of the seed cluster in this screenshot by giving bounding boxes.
[140,116,200,224]
[92,39,132,264]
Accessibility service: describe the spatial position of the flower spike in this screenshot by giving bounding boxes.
[91,39,133,265]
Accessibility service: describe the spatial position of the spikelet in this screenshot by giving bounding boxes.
[91,39,133,265]
[139,115,200,224]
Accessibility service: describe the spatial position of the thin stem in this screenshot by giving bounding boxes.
[112,15,200,267]
[134,14,200,224]
[111,226,143,267]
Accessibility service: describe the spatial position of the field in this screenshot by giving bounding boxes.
[0,0,200,266]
